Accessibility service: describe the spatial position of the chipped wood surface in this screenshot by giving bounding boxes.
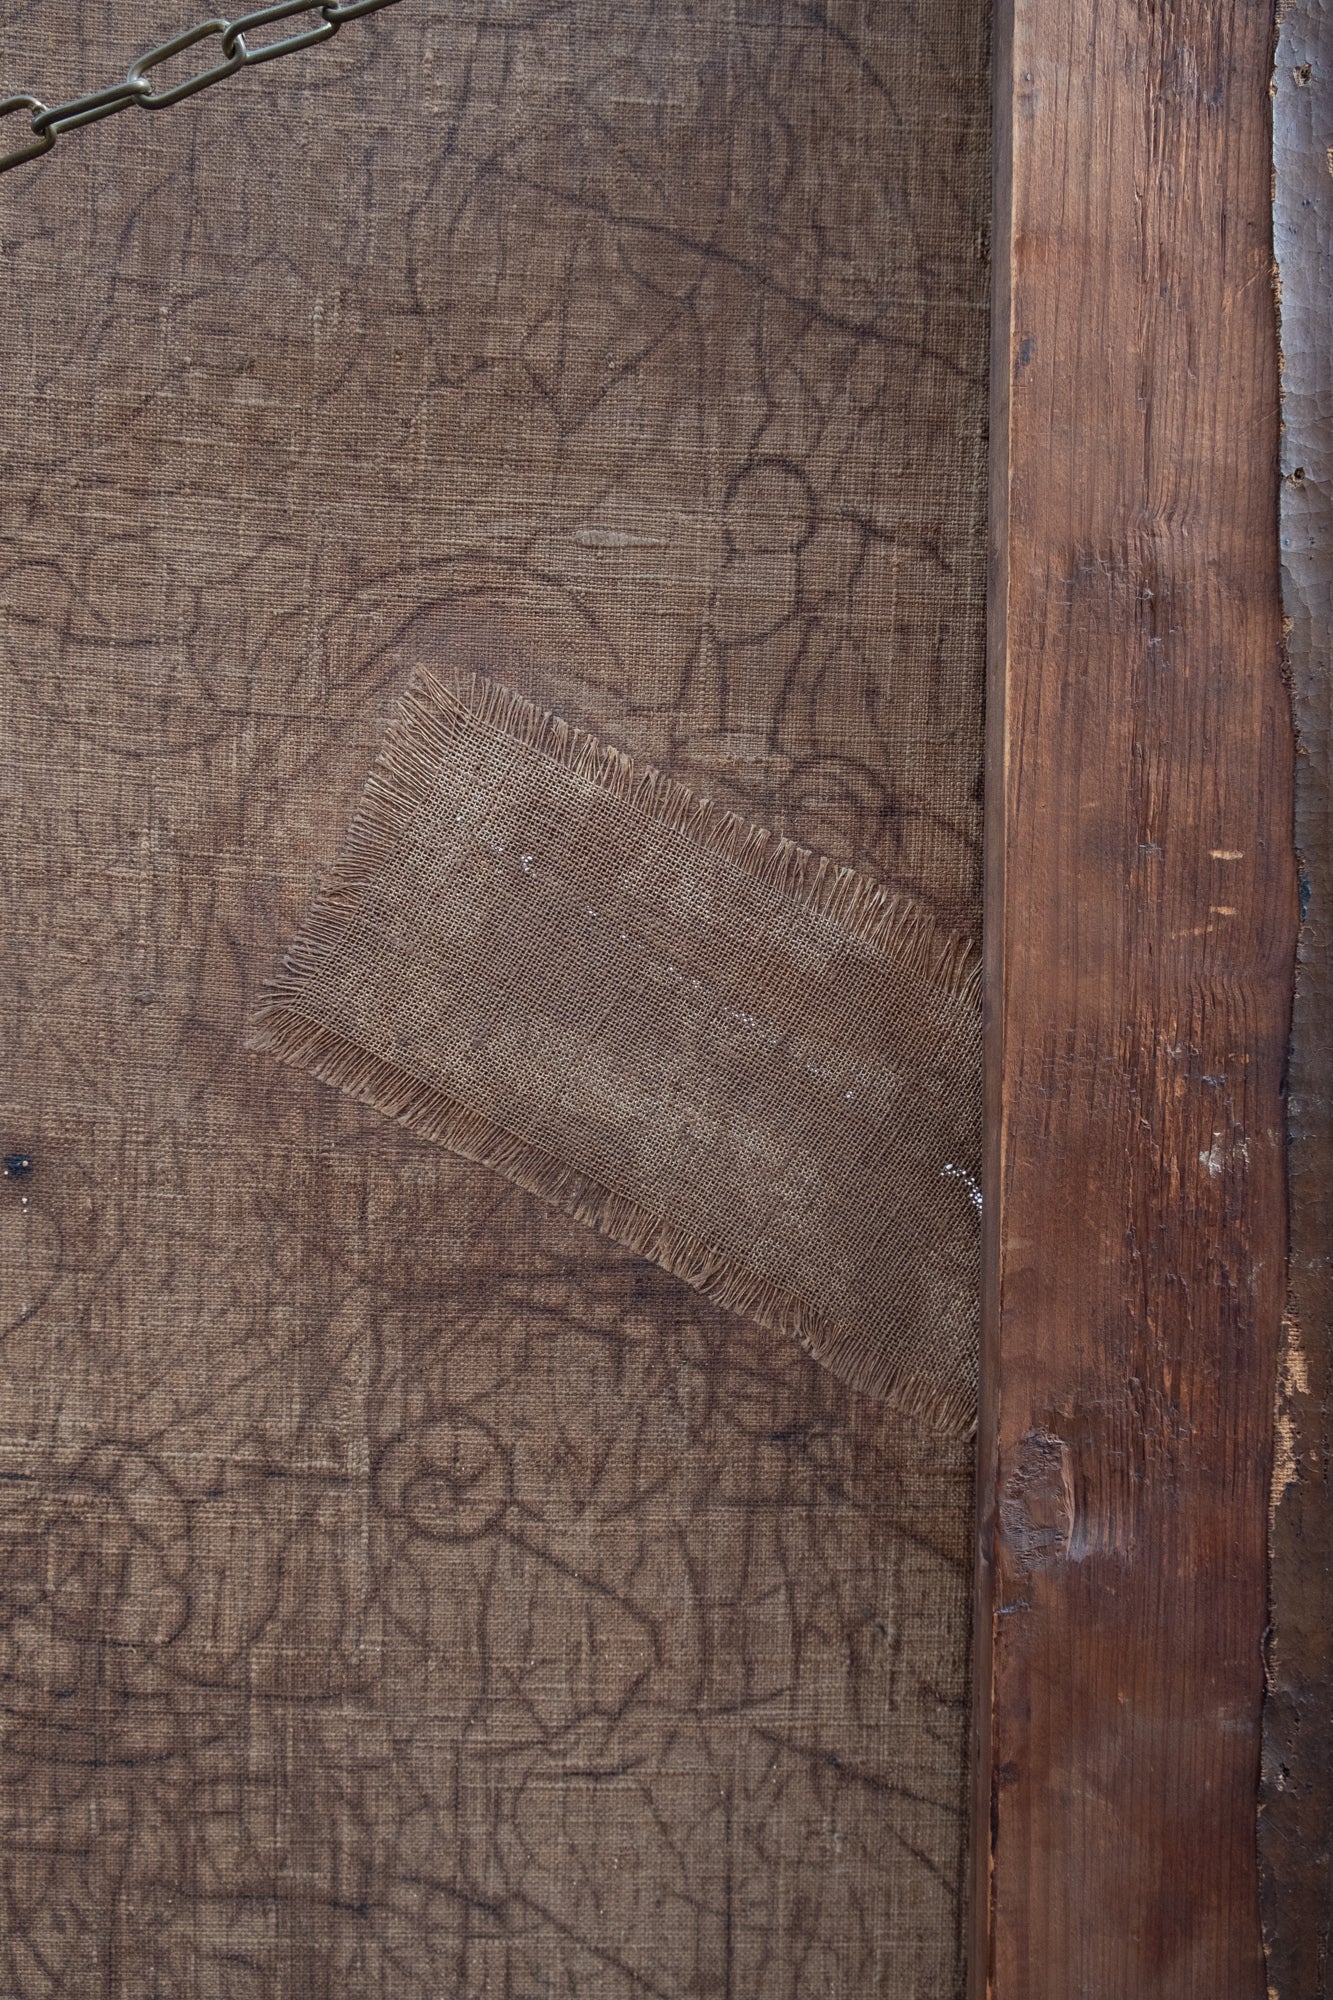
[975,3,1293,1993]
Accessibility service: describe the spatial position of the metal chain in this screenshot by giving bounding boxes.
[0,0,402,174]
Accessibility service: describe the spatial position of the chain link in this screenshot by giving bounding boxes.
[0,0,401,172]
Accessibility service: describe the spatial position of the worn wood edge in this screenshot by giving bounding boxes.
[972,2,1293,1993]
[1262,3,1333,1992]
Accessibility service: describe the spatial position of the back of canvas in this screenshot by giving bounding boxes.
[0,4,989,1993]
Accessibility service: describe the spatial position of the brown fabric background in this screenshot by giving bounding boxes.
[0,3,989,1994]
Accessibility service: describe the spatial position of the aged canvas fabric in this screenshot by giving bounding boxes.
[253,670,982,1426]
[0,2,989,1995]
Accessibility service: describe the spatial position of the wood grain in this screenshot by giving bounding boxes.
[974,3,1293,1994]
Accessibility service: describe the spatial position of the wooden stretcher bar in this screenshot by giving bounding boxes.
[974,2,1293,1991]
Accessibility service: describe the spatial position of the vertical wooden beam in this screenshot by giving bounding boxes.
[974,3,1293,1994]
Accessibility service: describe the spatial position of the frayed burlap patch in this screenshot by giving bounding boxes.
[250,670,982,1430]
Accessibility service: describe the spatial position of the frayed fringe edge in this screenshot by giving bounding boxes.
[259,666,981,1023]
[246,1007,978,1438]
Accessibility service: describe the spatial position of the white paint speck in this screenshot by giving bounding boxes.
[1200,1130,1249,1177]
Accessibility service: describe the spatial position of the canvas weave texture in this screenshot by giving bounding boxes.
[0,0,989,1993]
[253,670,982,1428]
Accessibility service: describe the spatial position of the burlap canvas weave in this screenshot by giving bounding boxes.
[0,1,989,1994]
[253,669,982,1427]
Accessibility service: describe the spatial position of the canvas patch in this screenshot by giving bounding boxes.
[251,670,982,1431]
